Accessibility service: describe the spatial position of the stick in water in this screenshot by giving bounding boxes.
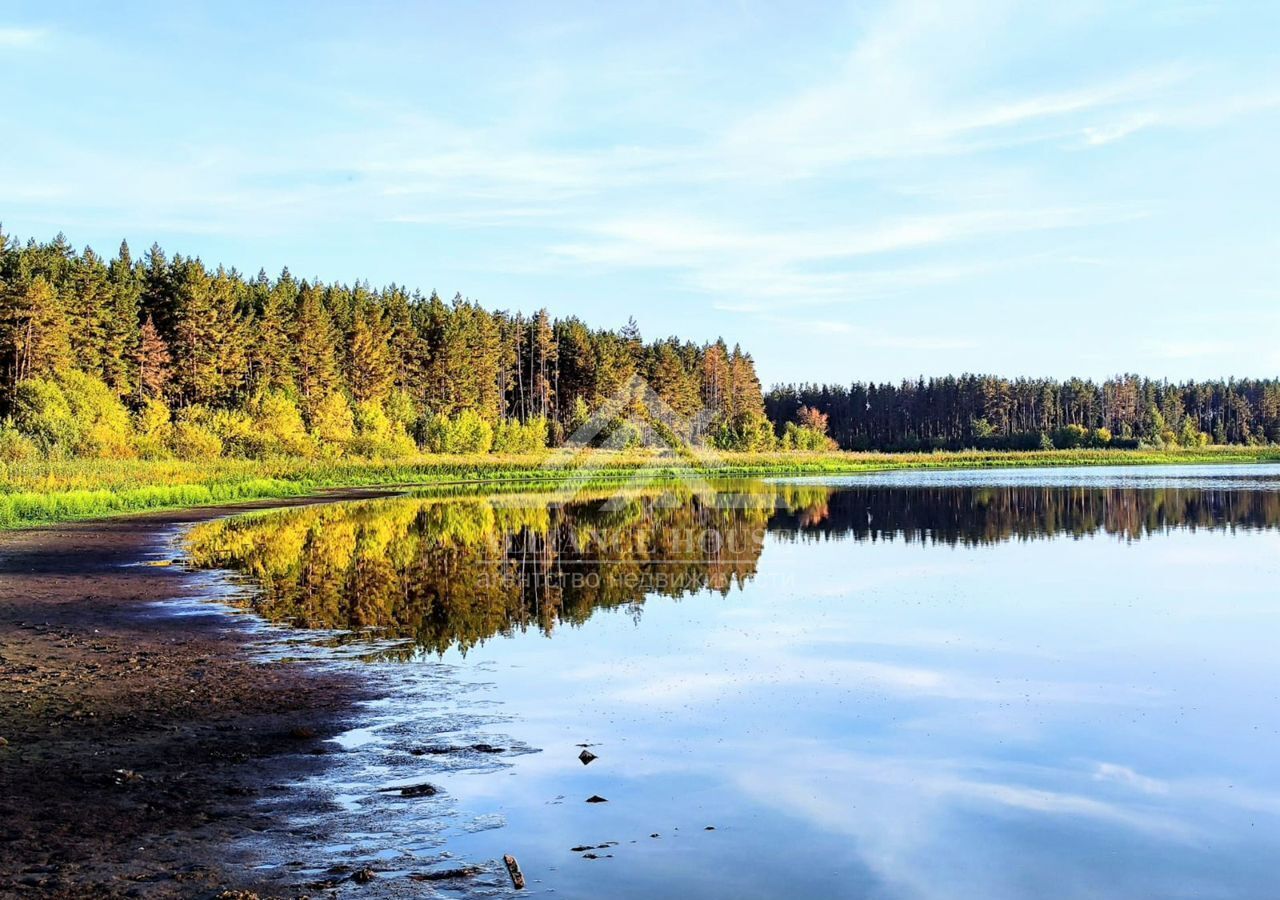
[504,854,526,890]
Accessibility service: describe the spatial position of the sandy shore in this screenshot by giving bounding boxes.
[0,494,390,898]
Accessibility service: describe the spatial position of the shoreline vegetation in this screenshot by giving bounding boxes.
[3,230,1279,529]
[4,445,1278,529]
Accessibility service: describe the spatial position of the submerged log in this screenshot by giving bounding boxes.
[504,854,526,889]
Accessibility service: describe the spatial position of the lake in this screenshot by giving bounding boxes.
[184,464,1280,898]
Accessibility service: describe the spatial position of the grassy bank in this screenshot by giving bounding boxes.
[2,445,1278,529]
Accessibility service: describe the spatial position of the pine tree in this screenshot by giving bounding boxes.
[701,340,730,413]
[67,247,110,376]
[530,308,557,420]
[170,261,245,405]
[104,240,142,398]
[249,269,298,393]
[2,275,70,390]
[293,282,341,420]
[348,302,393,403]
[135,315,171,400]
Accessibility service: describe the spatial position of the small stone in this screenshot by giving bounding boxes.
[578,749,598,765]
[351,865,376,884]
[705,826,716,831]
[399,783,439,798]
[585,795,608,803]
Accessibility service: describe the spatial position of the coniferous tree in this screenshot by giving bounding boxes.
[2,275,70,390]
[104,241,141,398]
[249,269,298,394]
[293,282,341,421]
[135,315,171,401]
[67,247,110,376]
[348,301,393,404]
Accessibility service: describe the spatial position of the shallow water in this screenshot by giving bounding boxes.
[186,465,1280,898]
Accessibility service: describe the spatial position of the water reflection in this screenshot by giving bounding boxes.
[185,477,1280,654]
[184,466,1280,899]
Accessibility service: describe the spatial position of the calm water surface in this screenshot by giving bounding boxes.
[185,465,1280,899]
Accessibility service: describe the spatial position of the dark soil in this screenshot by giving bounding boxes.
[0,494,390,898]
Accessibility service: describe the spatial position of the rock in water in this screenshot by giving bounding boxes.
[585,795,608,803]
[399,783,439,798]
[578,749,597,765]
[377,782,441,798]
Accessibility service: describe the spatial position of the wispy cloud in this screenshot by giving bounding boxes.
[0,26,47,48]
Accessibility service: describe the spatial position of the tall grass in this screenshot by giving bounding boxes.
[1,445,1277,529]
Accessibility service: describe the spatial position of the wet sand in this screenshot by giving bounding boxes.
[0,494,390,898]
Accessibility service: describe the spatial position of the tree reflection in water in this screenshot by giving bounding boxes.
[185,479,1280,656]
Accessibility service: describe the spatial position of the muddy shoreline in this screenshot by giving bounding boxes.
[0,492,394,898]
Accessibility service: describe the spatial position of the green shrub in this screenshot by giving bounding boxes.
[492,416,549,453]
[709,413,777,451]
[1053,424,1089,450]
[384,389,419,431]
[170,409,224,460]
[310,392,355,451]
[134,399,174,459]
[212,408,258,457]
[60,371,135,459]
[246,392,314,458]
[11,378,77,453]
[11,373,135,458]
[424,409,494,453]
[780,421,837,452]
[601,419,643,450]
[0,421,38,462]
[351,399,417,458]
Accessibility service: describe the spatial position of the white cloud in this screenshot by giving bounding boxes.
[0,26,46,48]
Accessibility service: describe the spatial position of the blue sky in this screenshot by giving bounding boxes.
[2,1,1278,385]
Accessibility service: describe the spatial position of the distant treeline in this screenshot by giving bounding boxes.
[766,376,1280,451]
[769,483,1280,545]
[0,230,776,460]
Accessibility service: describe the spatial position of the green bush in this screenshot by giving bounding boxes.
[170,409,224,460]
[424,409,494,453]
[310,392,355,451]
[11,373,135,458]
[780,421,837,452]
[351,399,418,458]
[601,419,643,450]
[247,392,315,458]
[11,378,76,453]
[709,413,777,451]
[211,408,258,457]
[492,416,549,453]
[0,421,38,462]
[384,389,419,431]
[134,399,174,459]
[1053,424,1089,450]
[60,371,135,459]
